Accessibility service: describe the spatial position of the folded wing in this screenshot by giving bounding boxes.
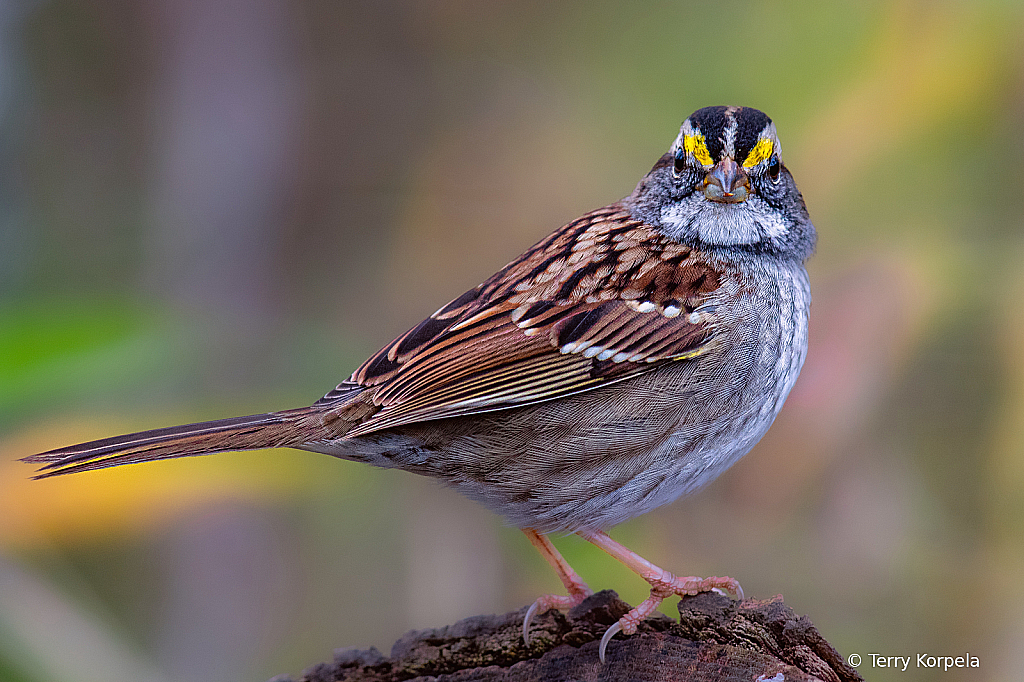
[321,204,729,436]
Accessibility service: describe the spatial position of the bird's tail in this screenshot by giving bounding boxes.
[21,407,323,479]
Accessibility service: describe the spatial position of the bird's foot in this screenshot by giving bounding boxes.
[598,572,742,662]
[522,583,593,645]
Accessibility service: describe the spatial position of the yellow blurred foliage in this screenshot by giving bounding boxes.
[795,3,1011,202]
[0,418,332,549]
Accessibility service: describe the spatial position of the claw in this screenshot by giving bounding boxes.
[522,600,542,645]
[713,584,743,600]
[710,579,743,600]
[598,621,622,664]
[522,594,582,645]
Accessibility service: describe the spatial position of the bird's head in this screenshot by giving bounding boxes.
[629,105,815,261]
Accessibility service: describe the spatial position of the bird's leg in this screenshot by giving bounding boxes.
[578,529,743,662]
[521,528,593,644]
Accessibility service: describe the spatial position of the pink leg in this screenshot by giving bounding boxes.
[578,529,742,662]
[522,528,593,644]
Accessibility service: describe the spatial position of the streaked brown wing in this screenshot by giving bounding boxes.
[325,204,727,437]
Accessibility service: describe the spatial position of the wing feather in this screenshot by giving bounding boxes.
[330,204,729,437]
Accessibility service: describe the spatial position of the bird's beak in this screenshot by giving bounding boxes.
[703,157,749,204]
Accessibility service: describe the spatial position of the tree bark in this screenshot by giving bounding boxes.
[272,591,863,682]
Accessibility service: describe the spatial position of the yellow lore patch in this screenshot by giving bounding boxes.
[683,134,713,166]
[742,137,774,168]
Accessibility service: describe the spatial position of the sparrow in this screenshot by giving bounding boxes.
[23,105,815,663]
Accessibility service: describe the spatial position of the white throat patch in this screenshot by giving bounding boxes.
[659,194,790,247]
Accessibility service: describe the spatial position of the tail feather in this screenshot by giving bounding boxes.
[21,408,320,479]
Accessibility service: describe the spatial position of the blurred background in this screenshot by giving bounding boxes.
[1,1,1022,680]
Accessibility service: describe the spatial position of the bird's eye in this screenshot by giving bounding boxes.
[767,154,781,183]
[673,148,685,176]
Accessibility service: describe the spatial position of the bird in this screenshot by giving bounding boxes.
[22,105,815,663]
